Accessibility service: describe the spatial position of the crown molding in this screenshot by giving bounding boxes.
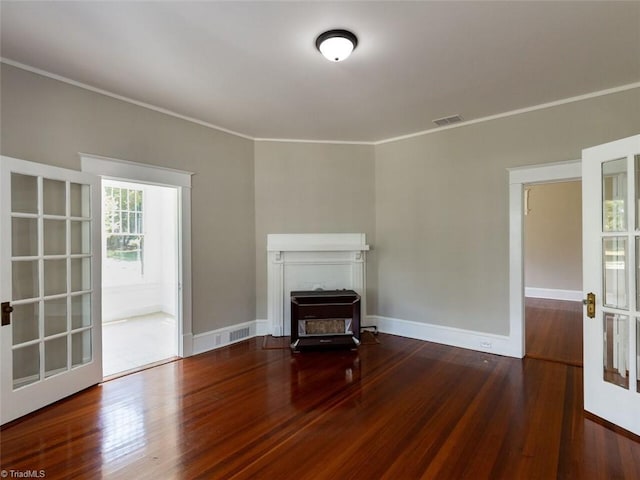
[3,57,638,146]
[0,57,254,141]
[375,82,640,145]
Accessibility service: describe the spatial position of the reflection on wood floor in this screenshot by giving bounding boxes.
[525,297,583,366]
[2,333,639,479]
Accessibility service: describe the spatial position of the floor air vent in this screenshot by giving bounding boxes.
[433,114,464,127]
[230,327,250,342]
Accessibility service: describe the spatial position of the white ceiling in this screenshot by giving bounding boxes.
[1,1,639,143]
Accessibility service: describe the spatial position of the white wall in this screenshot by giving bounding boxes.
[375,87,640,337]
[1,64,256,336]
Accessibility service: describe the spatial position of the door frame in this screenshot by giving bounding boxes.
[80,153,194,357]
[508,159,582,358]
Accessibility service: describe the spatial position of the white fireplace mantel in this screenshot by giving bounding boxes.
[267,233,369,337]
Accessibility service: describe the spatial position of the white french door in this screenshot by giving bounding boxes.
[0,156,102,424]
[582,134,640,436]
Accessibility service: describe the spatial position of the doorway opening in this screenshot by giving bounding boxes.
[507,159,581,359]
[101,179,179,377]
[523,180,583,366]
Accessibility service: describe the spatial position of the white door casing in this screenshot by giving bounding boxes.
[80,153,194,357]
[1,156,102,424]
[582,134,640,436]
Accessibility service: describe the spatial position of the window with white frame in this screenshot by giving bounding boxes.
[104,184,144,274]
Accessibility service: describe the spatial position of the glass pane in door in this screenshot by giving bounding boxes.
[634,155,640,229]
[603,158,627,232]
[603,237,628,309]
[43,219,66,255]
[13,345,40,388]
[70,258,91,292]
[603,312,629,389]
[12,260,39,300]
[11,173,38,214]
[70,221,90,254]
[43,259,66,296]
[71,330,92,367]
[44,297,67,336]
[12,302,39,345]
[11,218,38,257]
[43,179,65,216]
[69,183,90,218]
[44,336,67,378]
[637,318,640,393]
[71,294,91,329]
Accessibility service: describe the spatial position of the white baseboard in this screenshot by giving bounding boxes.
[367,315,521,358]
[525,287,582,302]
[191,315,521,359]
[193,320,267,355]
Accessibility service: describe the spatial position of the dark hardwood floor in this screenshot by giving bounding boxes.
[525,297,583,366]
[1,333,638,479]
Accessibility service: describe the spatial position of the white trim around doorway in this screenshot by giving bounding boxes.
[507,159,582,358]
[80,153,194,357]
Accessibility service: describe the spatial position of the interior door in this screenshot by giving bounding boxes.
[582,134,640,436]
[1,156,102,424]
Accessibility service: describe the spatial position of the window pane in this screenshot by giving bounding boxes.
[603,312,629,389]
[45,336,67,378]
[120,188,127,211]
[70,257,91,292]
[12,302,39,345]
[112,212,121,234]
[71,294,91,329]
[43,179,66,216]
[11,173,38,214]
[70,183,91,218]
[128,190,136,212]
[114,188,121,211]
[12,260,39,300]
[637,318,640,393]
[13,344,40,389]
[44,259,66,296]
[70,221,91,255]
[603,237,628,309]
[44,297,67,337]
[635,155,640,231]
[12,217,38,257]
[43,219,66,255]
[72,330,92,367]
[603,158,627,232]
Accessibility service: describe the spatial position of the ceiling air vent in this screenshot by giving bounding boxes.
[433,114,464,127]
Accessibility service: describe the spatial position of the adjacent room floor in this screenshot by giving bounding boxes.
[525,297,583,366]
[102,312,177,377]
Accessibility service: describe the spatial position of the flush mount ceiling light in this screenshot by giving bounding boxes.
[315,29,358,62]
